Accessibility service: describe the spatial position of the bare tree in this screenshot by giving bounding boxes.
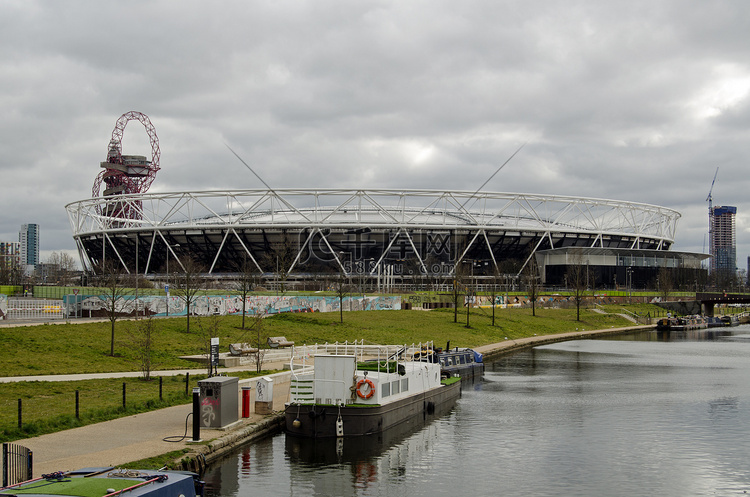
[45,252,78,285]
[524,250,541,317]
[566,249,588,321]
[451,261,468,324]
[128,315,157,380]
[234,255,261,329]
[246,300,272,373]
[464,286,473,328]
[95,260,132,356]
[332,272,352,323]
[196,315,221,376]
[173,256,206,333]
[657,266,674,301]
[263,233,297,295]
[0,253,23,285]
[489,265,502,326]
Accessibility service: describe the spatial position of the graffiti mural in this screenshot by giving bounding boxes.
[68,294,401,318]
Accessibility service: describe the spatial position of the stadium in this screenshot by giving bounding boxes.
[65,113,707,292]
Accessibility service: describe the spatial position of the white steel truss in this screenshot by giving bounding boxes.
[66,189,681,276]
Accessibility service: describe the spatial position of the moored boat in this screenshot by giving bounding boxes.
[0,468,203,497]
[436,346,484,380]
[656,315,707,331]
[285,343,461,438]
[706,316,724,328]
[720,315,740,327]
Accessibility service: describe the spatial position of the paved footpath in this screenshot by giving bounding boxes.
[6,364,293,476]
[6,325,652,476]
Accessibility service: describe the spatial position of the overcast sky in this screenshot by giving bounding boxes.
[2,1,750,270]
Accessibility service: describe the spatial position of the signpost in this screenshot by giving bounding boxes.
[210,337,219,377]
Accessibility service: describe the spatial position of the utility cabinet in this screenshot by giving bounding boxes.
[198,376,239,428]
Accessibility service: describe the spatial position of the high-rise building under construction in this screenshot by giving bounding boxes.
[710,206,736,274]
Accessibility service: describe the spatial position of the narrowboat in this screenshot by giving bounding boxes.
[656,315,707,331]
[0,467,203,497]
[285,344,461,438]
[720,315,740,327]
[437,346,484,380]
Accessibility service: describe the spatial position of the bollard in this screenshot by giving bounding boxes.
[122,383,126,410]
[185,372,190,396]
[159,377,163,401]
[75,390,80,419]
[18,398,22,429]
[242,386,252,418]
[191,387,201,442]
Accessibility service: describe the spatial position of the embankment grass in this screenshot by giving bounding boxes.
[0,305,654,442]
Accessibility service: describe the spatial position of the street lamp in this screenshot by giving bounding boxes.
[626,267,633,304]
[165,243,179,317]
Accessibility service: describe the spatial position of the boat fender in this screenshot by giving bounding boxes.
[293,418,301,428]
[356,378,376,399]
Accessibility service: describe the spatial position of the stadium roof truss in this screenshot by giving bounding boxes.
[66,189,681,277]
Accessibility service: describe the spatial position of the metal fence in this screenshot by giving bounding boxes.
[5,298,64,321]
[2,443,32,487]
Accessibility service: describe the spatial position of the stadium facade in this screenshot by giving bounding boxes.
[66,189,707,291]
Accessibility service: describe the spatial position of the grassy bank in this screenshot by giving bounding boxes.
[0,306,651,442]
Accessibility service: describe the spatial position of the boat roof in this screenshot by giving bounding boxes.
[0,468,195,497]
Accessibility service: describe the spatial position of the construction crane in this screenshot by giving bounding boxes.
[706,167,719,212]
[706,167,719,264]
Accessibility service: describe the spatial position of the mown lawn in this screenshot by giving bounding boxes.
[0,305,653,442]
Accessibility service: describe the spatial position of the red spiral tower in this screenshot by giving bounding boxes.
[92,111,160,218]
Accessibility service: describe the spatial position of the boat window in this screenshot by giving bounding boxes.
[401,378,409,392]
[460,356,466,364]
[391,380,400,394]
[382,382,391,397]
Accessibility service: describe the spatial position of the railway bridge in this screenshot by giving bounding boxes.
[696,292,750,316]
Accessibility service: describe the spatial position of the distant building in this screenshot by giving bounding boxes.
[19,223,40,271]
[0,241,20,271]
[710,206,736,274]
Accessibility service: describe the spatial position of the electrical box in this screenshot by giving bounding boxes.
[198,376,239,428]
[255,376,274,415]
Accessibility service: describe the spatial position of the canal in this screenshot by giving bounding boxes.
[203,326,750,496]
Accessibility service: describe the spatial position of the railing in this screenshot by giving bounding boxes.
[2,443,32,487]
[5,298,64,321]
[287,341,435,404]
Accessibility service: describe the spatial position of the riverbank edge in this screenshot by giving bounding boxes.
[173,324,655,473]
[474,324,655,362]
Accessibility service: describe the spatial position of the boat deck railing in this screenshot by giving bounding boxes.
[287,341,436,404]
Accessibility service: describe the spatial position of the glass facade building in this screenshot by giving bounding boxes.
[19,223,39,268]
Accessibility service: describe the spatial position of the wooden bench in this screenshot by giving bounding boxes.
[267,336,294,348]
[229,343,259,356]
